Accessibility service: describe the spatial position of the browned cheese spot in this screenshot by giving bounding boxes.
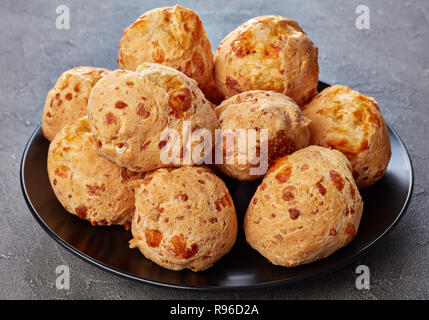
[275,167,292,184]
[330,170,345,191]
[115,101,128,109]
[288,208,301,219]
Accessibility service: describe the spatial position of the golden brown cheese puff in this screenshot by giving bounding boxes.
[87,63,219,173]
[214,90,311,180]
[214,15,318,106]
[244,146,363,267]
[118,5,214,86]
[47,117,144,227]
[303,85,391,188]
[129,166,237,272]
[42,67,110,141]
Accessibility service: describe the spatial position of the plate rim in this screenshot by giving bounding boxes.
[20,108,414,292]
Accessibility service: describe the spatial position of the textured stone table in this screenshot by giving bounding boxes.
[1,0,428,299]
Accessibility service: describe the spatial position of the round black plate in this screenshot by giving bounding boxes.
[21,82,413,290]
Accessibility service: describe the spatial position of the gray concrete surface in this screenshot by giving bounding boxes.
[1,0,428,299]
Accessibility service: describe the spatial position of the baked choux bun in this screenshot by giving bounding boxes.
[214,90,311,180]
[244,146,363,267]
[42,67,110,141]
[87,63,219,172]
[129,166,237,271]
[118,5,214,87]
[214,15,319,106]
[303,85,391,188]
[47,117,144,227]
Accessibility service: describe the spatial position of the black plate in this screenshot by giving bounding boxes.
[20,82,413,290]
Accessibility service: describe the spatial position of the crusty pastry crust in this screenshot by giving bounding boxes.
[214,15,319,106]
[244,146,363,267]
[47,117,144,227]
[215,90,311,180]
[303,85,391,188]
[87,63,219,172]
[118,5,214,86]
[42,66,110,141]
[129,166,237,271]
